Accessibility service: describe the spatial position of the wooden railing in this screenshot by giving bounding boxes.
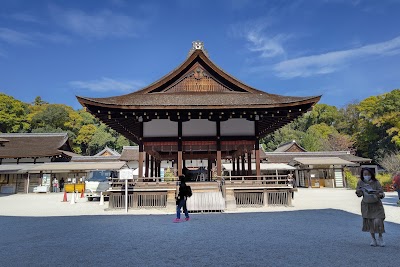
[234,190,290,207]
[109,191,167,209]
[220,174,289,184]
[234,191,264,207]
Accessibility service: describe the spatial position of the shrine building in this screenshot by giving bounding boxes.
[77,41,320,182]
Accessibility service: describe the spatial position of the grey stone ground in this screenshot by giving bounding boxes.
[0,189,399,266]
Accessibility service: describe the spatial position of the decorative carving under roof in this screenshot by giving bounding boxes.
[163,64,232,93]
[188,40,208,57]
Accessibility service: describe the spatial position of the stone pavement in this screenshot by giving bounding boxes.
[0,188,399,224]
[0,188,399,267]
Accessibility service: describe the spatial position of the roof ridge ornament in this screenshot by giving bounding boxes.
[188,40,209,57]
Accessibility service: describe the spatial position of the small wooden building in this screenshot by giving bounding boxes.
[0,133,77,193]
[265,140,372,188]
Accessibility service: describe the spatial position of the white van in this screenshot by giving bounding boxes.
[85,170,118,201]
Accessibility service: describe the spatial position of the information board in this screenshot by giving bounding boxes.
[119,169,134,180]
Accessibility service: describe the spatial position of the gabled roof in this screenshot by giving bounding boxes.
[76,42,321,142]
[291,157,356,166]
[265,151,371,164]
[94,146,120,157]
[119,146,139,161]
[0,133,75,159]
[77,46,320,110]
[275,140,307,152]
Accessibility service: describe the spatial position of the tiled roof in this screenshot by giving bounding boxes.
[78,92,319,109]
[274,140,307,152]
[0,133,74,159]
[77,49,320,109]
[119,146,140,161]
[71,156,121,162]
[94,146,120,157]
[264,151,371,164]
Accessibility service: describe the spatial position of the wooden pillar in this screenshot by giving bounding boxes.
[208,158,212,181]
[139,122,144,179]
[145,153,150,177]
[158,161,161,177]
[217,151,222,177]
[232,158,236,176]
[236,156,240,176]
[178,152,183,176]
[241,154,245,176]
[216,120,221,178]
[178,121,183,176]
[255,121,261,178]
[150,155,154,177]
[247,151,252,176]
[255,141,260,178]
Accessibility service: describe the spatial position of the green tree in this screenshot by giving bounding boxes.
[33,96,48,106]
[356,89,400,159]
[75,124,97,155]
[0,93,29,132]
[87,124,116,155]
[30,104,70,130]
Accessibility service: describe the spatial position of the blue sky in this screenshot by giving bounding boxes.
[1,0,400,110]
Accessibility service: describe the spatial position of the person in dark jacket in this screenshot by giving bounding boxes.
[59,177,65,192]
[174,175,190,222]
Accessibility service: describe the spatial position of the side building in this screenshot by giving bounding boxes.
[264,140,372,188]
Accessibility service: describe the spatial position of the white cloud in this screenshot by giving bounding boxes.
[70,77,145,93]
[5,13,40,23]
[230,19,288,58]
[274,36,400,78]
[0,28,34,45]
[50,7,145,39]
[0,27,71,47]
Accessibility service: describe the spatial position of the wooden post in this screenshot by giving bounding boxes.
[150,155,154,177]
[247,152,251,176]
[236,156,240,177]
[145,153,150,177]
[138,150,144,179]
[217,150,222,178]
[208,158,212,181]
[232,157,236,176]
[178,151,183,176]
[178,120,182,177]
[255,141,260,178]
[216,120,221,178]
[241,154,245,176]
[255,122,261,178]
[139,122,144,179]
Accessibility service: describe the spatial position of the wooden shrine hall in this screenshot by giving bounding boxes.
[77,41,320,210]
[77,41,320,180]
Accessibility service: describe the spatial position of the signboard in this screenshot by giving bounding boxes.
[42,174,51,187]
[119,169,134,180]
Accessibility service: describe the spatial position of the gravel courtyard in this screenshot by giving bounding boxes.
[0,189,399,266]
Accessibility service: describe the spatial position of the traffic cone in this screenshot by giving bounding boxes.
[99,192,104,206]
[62,191,68,202]
[70,191,75,205]
[80,189,84,198]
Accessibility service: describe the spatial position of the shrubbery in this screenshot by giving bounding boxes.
[376,173,392,188]
[345,168,393,191]
[344,169,358,189]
